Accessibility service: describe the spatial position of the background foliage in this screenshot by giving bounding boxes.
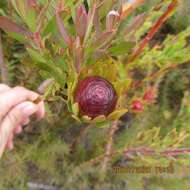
[0,0,190,190]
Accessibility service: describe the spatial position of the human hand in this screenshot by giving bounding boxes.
[0,84,45,157]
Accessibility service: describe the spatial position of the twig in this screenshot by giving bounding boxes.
[27,182,59,190]
[124,147,190,158]
[163,148,190,156]
[69,124,93,153]
[36,0,51,32]
[77,147,190,171]
[120,0,145,19]
[127,0,178,64]
[0,31,9,84]
[131,61,186,89]
[101,120,119,173]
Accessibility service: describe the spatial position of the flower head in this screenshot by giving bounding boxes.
[143,89,156,103]
[75,76,118,118]
[131,100,143,112]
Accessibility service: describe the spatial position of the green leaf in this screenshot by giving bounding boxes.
[107,109,128,121]
[99,0,114,19]
[42,17,58,36]
[27,48,46,63]
[72,102,79,116]
[83,5,96,45]
[7,32,26,42]
[11,0,26,19]
[67,101,73,112]
[0,16,31,37]
[81,115,92,123]
[25,9,37,32]
[27,48,66,87]
[57,57,68,72]
[96,121,110,128]
[71,115,81,123]
[109,41,135,56]
[91,115,106,123]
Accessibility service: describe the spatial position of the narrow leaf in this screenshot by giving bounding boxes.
[55,7,72,47]
[83,4,97,45]
[0,16,32,37]
[109,41,135,56]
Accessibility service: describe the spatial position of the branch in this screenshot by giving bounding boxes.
[131,61,185,89]
[0,31,9,84]
[124,147,190,158]
[36,0,51,32]
[120,0,145,19]
[77,147,190,171]
[127,0,178,64]
[69,124,93,153]
[27,182,58,190]
[55,3,73,48]
[101,120,119,173]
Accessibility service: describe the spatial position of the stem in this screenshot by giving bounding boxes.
[69,124,93,153]
[131,61,183,89]
[0,31,9,84]
[101,121,119,173]
[83,4,96,46]
[55,3,73,48]
[120,0,145,19]
[78,147,190,170]
[127,0,178,64]
[124,147,190,158]
[36,0,51,32]
[27,182,58,190]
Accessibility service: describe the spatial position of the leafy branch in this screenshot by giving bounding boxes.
[127,0,178,64]
[0,31,8,84]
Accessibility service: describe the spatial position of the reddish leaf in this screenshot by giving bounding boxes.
[106,10,120,31]
[27,0,37,7]
[83,4,97,45]
[124,13,146,36]
[93,31,114,48]
[56,11,72,48]
[75,5,88,39]
[0,16,32,37]
[74,36,83,73]
[93,8,101,36]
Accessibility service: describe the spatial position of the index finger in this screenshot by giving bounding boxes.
[0,86,39,122]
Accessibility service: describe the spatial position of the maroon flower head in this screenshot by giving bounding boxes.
[75,76,118,118]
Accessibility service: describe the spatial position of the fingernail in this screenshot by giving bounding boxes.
[18,102,37,116]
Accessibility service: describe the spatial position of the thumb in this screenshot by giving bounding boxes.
[0,102,37,158]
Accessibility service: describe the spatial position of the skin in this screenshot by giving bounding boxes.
[0,84,45,156]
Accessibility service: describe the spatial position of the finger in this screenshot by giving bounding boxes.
[0,84,10,93]
[0,102,37,157]
[0,86,39,122]
[6,132,14,150]
[14,125,23,134]
[35,101,45,120]
[12,117,29,135]
[21,117,30,126]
